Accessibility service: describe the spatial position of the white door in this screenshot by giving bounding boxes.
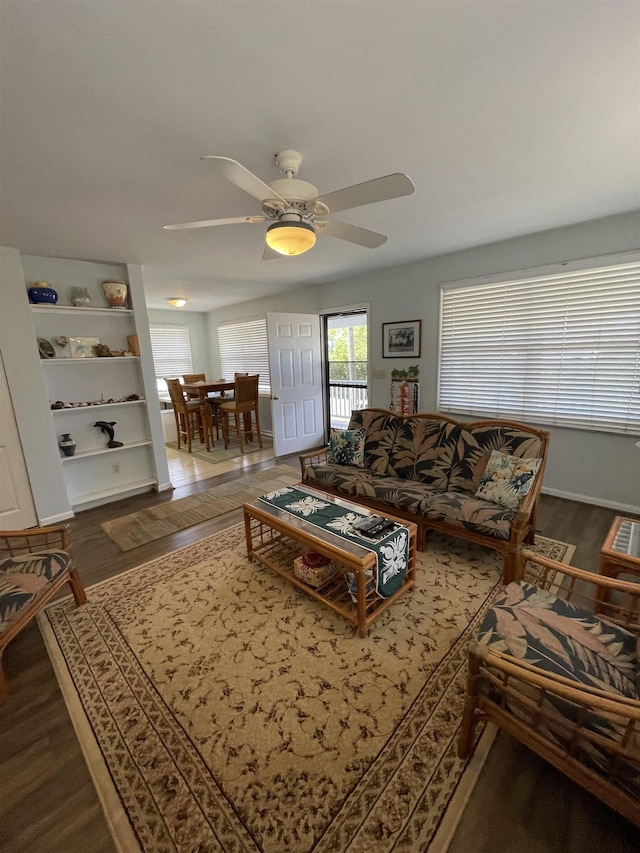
[267,312,325,457]
[0,351,38,530]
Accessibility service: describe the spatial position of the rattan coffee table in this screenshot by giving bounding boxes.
[243,485,417,637]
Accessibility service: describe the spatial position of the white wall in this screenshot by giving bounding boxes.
[205,211,640,512]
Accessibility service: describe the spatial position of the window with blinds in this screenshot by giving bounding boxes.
[149,324,193,394]
[217,318,270,394]
[438,255,640,434]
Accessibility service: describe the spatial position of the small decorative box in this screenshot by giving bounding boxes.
[293,552,339,587]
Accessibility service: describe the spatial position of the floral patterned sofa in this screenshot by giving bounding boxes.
[299,408,549,584]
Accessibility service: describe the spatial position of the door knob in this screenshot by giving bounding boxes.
[272,395,279,400]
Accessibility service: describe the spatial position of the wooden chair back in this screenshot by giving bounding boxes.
[182,373,206,399]
[234,374,259,409]
[166,378,189,412]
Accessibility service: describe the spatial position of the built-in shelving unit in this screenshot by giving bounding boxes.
[30,280,159,511]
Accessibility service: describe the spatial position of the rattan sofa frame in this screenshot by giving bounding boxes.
[300,410,550,584]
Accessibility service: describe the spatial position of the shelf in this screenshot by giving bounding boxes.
[51,399,146,414]
[31,305,133,316]
[42,356,140,364]
[60,440,152,462]
[70,478,158,510]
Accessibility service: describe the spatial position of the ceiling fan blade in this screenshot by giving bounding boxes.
[318,218,387,248]
[262,245,282,260]
[201,156,287,204]
[164,215,265,230]
[312,173,414,215]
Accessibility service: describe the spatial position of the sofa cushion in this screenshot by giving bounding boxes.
[475,450,542,511]
[352,476,435,516]
[386,418,457,489]
[447,424,543,495]
[327,427,366,467]
[303,462,379,496]
[424,491,516,540]
[478,581,638,699]
[0,549,71,634]
[348,410,404,476]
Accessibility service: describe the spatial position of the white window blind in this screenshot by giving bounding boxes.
[438,257,640,434]
[149,325,193,393]
[218,318,270,394]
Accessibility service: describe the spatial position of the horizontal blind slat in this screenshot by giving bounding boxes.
[438,258,640,434]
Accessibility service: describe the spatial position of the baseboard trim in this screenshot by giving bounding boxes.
[155,481,173,493]
[38,510,75,525]
[541,486,640,515]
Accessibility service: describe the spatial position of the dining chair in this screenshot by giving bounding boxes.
[219,374,263,453]
[205,371,249,440]
[182,373,206,400]
[166,378,212,452]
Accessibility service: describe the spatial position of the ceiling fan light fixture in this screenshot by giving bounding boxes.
[166,297,188,308]
[266,221,316,256]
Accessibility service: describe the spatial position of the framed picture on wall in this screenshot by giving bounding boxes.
[382,320,422,358]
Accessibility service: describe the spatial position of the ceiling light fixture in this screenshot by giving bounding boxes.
[266,220,316,256]
[166,297,188,308]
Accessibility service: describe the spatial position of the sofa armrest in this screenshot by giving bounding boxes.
[299,446,329,478]
[0,524,71,557]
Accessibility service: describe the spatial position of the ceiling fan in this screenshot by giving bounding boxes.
[164,150,415,259]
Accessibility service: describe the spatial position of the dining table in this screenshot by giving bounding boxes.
[181,379,235,451]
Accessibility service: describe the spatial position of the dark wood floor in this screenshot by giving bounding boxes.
[1,457,638,853]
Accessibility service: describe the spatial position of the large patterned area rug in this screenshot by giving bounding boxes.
[40,529,574,853]
[101,464,299,551]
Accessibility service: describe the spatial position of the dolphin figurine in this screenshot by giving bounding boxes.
[94,420,124,448]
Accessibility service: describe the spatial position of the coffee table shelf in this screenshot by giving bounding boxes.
[243,488,417,637]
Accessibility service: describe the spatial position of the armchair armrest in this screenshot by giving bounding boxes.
[0,524,71,557]
[520,549,640,632]
[299,445,329,478]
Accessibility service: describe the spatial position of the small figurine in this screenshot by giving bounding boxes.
[94,420,123,448]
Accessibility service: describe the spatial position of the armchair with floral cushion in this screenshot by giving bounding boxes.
[0,524,86,700]
[458,549,640,827]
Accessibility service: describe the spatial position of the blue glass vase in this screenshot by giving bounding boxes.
[28,282,58,305]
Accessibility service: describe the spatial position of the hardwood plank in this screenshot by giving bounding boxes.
[1,453,638,853]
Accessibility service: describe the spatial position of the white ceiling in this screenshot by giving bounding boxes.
[1,1,639,312]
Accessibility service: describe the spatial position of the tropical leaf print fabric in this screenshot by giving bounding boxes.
[478,581,638,698]
[327,428,366,467]
[305,410,545,546]
[0,549,71,633]
[475,451,542,511]
[447,426,542,495]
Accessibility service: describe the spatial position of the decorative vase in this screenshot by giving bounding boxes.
[102,280,128,309]
[59,433,76,457]
[28,282,58,305]
[70,286,91,307]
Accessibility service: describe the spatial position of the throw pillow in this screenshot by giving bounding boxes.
[327,427,366,467]
[475,450,542,511]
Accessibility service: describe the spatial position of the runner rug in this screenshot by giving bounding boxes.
[100,464,299,551]
[40,529,574,853]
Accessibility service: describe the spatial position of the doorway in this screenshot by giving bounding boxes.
[323,310,369,430]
